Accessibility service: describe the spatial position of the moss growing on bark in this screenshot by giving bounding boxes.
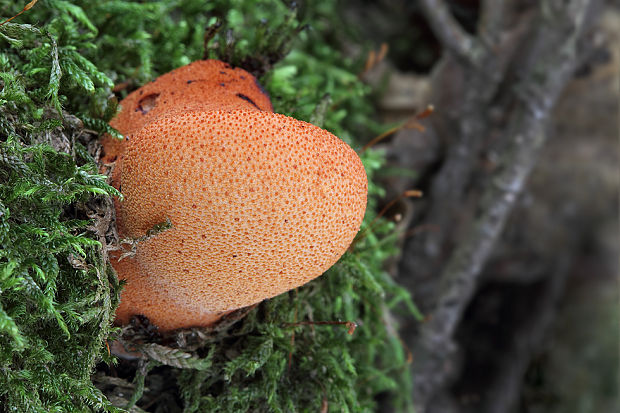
[0,1,419,411]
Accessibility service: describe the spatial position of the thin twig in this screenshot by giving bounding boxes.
[398,1,536,296]
[411,1,597,410]
[478,0,507,46]
[418,0,484,65]
[359,105,434,154]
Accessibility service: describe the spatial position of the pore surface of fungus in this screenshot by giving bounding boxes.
[103,60,367,331]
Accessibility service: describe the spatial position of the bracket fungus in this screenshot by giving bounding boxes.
[102,60,367,331]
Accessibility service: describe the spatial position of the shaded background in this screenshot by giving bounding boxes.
[336,0,618,411]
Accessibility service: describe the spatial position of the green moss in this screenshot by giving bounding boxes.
[0,1,419,411]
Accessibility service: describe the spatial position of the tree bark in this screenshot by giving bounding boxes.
[396,1,603,411]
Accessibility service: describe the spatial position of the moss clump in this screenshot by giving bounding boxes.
[0,1,419,412]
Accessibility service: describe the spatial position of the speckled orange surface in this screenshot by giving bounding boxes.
[103,61,367,332]
[100,59,272,165]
